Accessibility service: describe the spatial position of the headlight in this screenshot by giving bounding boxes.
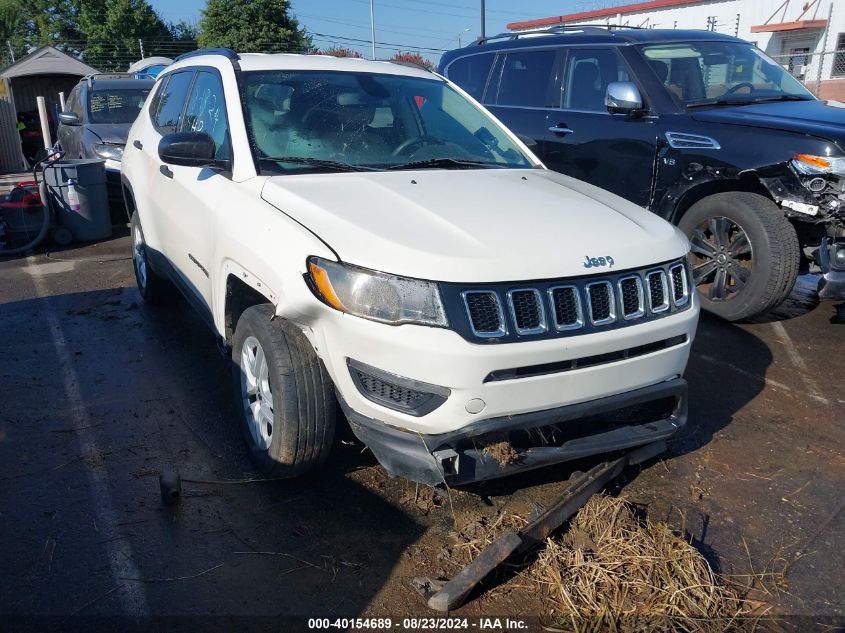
[92,143,124,161]
[307,256,448,327]
[792,154,845,176]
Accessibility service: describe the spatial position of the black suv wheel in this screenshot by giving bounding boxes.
[679,192,800,321]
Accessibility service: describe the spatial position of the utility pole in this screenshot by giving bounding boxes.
[480,0,486,39]
[138,38,146,59]
[370,0,376,60]
[6,40,14,63]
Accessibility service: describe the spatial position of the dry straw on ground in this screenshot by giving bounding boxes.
[529,494,757,632]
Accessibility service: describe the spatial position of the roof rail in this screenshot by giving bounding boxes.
[83,72,145,88]
[474,23,646,45]
[174,48,240,63]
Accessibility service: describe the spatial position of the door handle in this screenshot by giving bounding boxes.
[159,165,173,179]
[548,125,574,135]
[133,140,143,150]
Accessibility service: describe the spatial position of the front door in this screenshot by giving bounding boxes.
[542,47,658,208]
[483,48,561,162]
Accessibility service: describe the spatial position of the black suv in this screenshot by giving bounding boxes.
[440,27,845,321]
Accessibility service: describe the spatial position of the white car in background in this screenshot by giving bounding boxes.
[121,49,699,485]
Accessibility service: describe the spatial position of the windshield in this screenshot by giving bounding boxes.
[88,88,151,124]
[243,70,532,173]
[639,41,814,107]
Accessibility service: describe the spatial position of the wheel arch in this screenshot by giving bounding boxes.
[666,173,773,226]
[223,272,277,346]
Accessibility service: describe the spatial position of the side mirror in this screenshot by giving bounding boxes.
[605,82,645,115]
[158,132,228,169]
[58,111,81,126]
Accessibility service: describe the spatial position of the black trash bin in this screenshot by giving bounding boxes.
[44,159,112,242]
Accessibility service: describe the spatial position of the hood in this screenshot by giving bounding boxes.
[261,169,688,283]
[85,123,132,145]
[691,100,845,146]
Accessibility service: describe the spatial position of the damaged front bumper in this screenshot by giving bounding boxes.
[341,377,687,486]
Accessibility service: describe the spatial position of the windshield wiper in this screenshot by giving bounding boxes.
[687,94,811,109]
[387,157,506,171]
[258,155,384,172]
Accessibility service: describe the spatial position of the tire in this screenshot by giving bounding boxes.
[678,192,800,321]
[130,212,175,303]
[232,305,336,477]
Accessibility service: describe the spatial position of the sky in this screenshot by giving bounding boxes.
[147,0,624,63]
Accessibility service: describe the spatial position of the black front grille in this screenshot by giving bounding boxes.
[619,277,641,317]
[464,291,502,334]
[551,286,580,328]
[510,290,543,332]
[671,265,687,303]
[354,370,426,408]
[452,258,691,343]
[647,271,667,311]
[588,283,613,323]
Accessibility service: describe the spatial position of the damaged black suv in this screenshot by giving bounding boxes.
[440,27,845,321]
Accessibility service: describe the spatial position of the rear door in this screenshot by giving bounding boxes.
[543,47,658,208]
[483,47,562,158]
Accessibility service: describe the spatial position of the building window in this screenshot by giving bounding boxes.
[834,34,845,78]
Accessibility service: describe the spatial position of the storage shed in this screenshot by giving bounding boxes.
[0,46,99,172]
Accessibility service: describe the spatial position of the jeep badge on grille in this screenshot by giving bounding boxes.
[583,255,615,269]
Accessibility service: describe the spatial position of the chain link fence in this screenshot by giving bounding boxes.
[770,48,845,98]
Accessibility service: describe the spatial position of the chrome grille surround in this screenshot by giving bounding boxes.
[669,262,690,307]
[461,290,507,338]
[585,281,616,326]
[645,269,670,313]
[507,288,547,335]
[617,275,645,320]
[547,284,584,331]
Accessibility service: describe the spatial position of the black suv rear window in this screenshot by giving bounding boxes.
[88,89,150,124]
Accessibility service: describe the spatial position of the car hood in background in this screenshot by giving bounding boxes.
[85,123,132,145]
[261,169,688,283]
[691,99,845,147]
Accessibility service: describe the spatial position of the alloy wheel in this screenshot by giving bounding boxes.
[688,216,753,302]
[240,335,274,451]
[132,224,147,290]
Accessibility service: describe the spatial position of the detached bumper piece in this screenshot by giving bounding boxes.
[341,377,687,486]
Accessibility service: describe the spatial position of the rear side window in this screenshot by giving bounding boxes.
[446,53,495,101]
[179,71,231,160]
[153,71,194,134]
[496,49,557,107]
[562,49,631,112]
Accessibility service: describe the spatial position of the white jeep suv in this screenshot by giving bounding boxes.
[122,49,699,485]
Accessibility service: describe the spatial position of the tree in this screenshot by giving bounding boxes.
[199,0,310,53]
[17,0,82,51]
[390,51,435,71]
[79,0,172,70]
[315,46,361,58]
[0,0,26,65]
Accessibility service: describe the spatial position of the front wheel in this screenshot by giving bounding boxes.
[130,213,175,303]
[678,192,800,321]
[232,305,336,477]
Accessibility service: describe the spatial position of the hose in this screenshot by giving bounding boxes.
[0,151,64,257]
[0,181,52,256]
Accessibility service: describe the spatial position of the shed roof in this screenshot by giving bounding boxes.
[0,45,99,79]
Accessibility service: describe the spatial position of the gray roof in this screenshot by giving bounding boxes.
[0,45,99,79]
